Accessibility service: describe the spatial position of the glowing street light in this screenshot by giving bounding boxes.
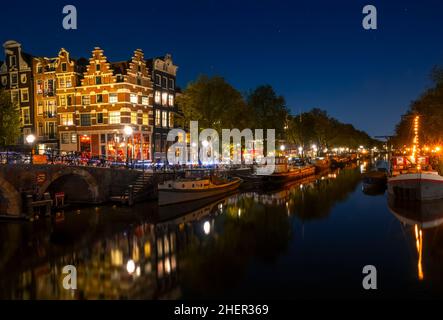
[280,145,286,152]
[26,134,36,164]
[123,125,133,136]
[26,134,36,144]
[126,259,135,274]
[203,221,210,235]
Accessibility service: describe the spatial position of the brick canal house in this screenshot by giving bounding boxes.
[57,47,154,161]
[0,40,35,143]
[146,54,179,161]
[1,41,179,161]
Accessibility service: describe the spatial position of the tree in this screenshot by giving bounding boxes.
[0,89,21,147]
[246,85,288,139]
[176,75,251,133]
[286,108,378,152]
[393,66,443,147]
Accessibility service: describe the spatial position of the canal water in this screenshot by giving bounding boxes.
[1,160,442,299]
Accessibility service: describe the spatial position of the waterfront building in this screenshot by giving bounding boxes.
[0,40,35,143]
[57,47,153,160]
[146,54,178,161]
[54,48,87,153]
[33,56,58,151]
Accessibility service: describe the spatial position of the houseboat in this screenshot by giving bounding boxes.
[158,169,242,206]
[387,155,443,201]
[239,156,316,188]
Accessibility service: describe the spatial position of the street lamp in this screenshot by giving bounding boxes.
[124,126,133,168]
[312,144,318,157]
[26,134,36,164]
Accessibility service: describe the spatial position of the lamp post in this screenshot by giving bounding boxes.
[280,144,286,156]
[124,126,133,168]
[26,134,36,164]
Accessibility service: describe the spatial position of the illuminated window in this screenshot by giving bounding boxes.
[155,110,161,126]
[59,95,66,106]
[142,96,149,105]
[130,93,138,104]
[109,93,118,103]
[131,112,138,124]
[45,100,56,118]
[155,91,161,104]
[161,92,168,106]
[109,111,120,124]
[168,94,174,106]
[162,111,168,128]
[143,113,149,125]
[82,95,90,105]
[37,102,43,115]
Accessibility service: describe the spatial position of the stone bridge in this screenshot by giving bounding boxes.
[0,164,146,217]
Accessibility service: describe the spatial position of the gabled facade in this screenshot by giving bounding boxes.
[0,40,35,143]
[57,47,153,160]
[33,56,58,150]
[147,54,178,160]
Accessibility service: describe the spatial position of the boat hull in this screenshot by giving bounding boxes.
[261,166,316,188]
[159,179,242,206]
[388,172,443,201]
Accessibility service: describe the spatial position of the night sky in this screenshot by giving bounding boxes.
[2,0,443,136]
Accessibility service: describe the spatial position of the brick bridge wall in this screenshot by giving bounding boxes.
[0,165,142,217]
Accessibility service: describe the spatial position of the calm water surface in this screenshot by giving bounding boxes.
[1,161,442,299]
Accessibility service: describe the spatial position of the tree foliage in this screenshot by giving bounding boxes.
[287,108,378,150]
[393,66,443,147]
[177,75,376,150]
[0,89,21,147]
[176,75,251,132]
[246,85,288,139]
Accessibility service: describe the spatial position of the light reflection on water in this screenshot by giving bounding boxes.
[1,162,443,299]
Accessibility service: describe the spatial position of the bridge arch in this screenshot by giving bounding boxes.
[0,176,21,216]
[38,167,100,203]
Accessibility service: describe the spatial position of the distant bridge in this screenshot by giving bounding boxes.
[0,165,156,217]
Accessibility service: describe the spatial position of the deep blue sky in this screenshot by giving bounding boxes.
[2,0,443,136]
